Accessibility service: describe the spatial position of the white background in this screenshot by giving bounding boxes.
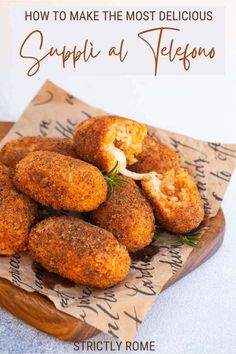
[6,5,226,76]
[0,0,235,354]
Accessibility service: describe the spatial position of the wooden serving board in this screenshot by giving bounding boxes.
[0,122,225,341]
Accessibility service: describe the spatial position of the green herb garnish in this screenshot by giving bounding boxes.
[178,234,201,248]
[153,230,160,241]
[103,162,127,197]
[153,230,202,248]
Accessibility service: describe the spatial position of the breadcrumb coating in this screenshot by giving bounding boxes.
[129,136,180,174]
[0,188,37,255]
[14,151,107,212]
[0,161,14,190]
[91,175,155,252]
[0,162,37,255]
[142,168,204,234]
[29,216,131,288]
[74,115,147,172]
[1,136,78,168]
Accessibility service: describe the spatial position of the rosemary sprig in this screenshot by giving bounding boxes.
[103,161,127,197]
[153,230,160,241]
[178,234,201,247]
[153,231,201,248]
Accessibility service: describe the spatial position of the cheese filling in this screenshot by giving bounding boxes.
[108,143,160,184]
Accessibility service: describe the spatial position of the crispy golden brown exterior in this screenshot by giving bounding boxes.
[142,168,204,234]
[0,162,37,255]
[0,188,37,255]
[0,136,78,168]
[14,151,107,212]
[29,216,131,288]
[129,136,179,174]
[74,115,147,172]
[91,175,155,252]
[0,161,14,190]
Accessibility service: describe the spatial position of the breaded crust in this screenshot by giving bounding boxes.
[74,115,147,172]
[0,161,14,190]
[91,175,155,252]
[142,168,204,234]
[14,151,107,212]
[29,216,131,288]
[0,136,78,168]
[129,136,179,174]
[0,189,37,255]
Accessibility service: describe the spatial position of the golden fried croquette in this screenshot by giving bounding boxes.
[29,216,131,288]
[0,189,37,255]
[1,136,77,168]
[0,161,14,190]
[141,168,204,234]
[129,136,180,174]
[0,161,37,255]
[14,151,107,212]
[74,115,147,173]
[91,175,155,252]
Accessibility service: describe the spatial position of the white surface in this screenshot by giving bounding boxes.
[0,0,236,353]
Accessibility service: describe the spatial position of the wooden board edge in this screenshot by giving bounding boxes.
[163,209,225,289]
[0,277,100,341]
[0,122,13,141]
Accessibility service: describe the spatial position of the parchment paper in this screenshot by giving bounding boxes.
[0,80,235,342]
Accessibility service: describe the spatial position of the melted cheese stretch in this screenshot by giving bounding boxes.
[108,143,160,187]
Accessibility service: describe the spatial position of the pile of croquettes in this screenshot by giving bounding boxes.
[0,116,204,288]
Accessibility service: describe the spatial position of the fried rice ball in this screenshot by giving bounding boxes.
[0,188,37,255]
[91,175,155,252]
[0,161,14,190]
[0,162,36,255]
[0,136,78,168]
[74,115,147,173]
[14,151,107,212]
[141,168,204,234]
[29,216,131,288]
[129,136,180,174]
